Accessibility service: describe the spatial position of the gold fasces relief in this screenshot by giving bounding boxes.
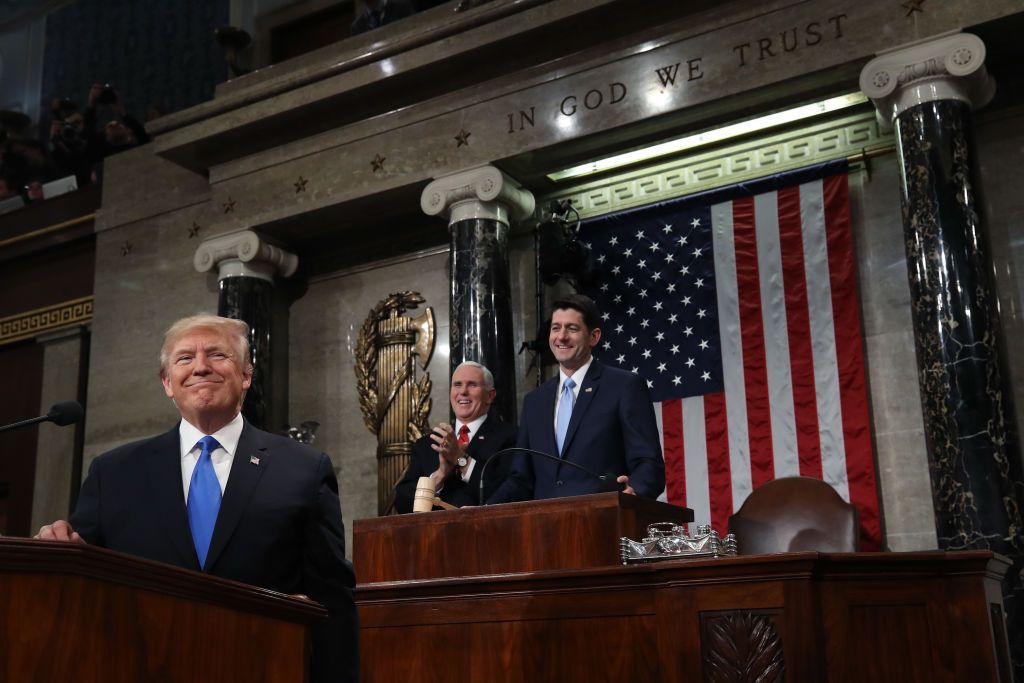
[355,291,435,516]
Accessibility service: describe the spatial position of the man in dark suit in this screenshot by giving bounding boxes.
[36,314,357,683]
[488,294,664,503]
[395,361,517,512]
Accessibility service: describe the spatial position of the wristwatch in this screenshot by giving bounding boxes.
[456,454,469,468]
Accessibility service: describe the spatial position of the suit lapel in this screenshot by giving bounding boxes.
[467,415,498,460]
[537,378,560,456]
[562,360,602,456]
[464,417,495,501]
[144,426,198,569]
[205,421,268,570]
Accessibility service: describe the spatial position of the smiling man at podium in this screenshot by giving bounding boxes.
[35,314,358,683]
[488,294,665,504]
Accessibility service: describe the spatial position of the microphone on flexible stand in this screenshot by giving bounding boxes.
[0,401,84,434]
[478,446,622,505]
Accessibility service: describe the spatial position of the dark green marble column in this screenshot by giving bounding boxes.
[194,230,298,432]
[422,166,535,424]
[863,32,1021,677]
[218,274,273,429]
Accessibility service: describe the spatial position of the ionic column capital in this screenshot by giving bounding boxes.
[420,165,535,226]
[860,32,995,123]
[193,229,298,282]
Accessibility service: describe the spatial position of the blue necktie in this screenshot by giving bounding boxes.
[188,435,222,569]
[555,378,576,455]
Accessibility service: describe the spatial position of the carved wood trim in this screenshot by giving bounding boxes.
[701,609,785,683]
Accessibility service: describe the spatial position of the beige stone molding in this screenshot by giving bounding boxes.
[420,165,535,227]
[860,32,995,122]
[193,229,299,282]
[0,296,93,347]
[546,110,892,220]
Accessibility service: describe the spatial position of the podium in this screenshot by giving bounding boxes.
[354,492,692,582]
[353,493,1012,682]
[0,537,326,682]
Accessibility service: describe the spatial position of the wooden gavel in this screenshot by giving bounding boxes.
[412,476,457,512]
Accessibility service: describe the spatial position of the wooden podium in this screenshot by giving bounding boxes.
[354,494,1012,683]
[354,492,692,582]
[0,537,326,682]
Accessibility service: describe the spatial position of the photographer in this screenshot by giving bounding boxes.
[84,82,150,167]
[49,98,95,187]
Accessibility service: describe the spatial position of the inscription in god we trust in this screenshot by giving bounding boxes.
[503,12,849,136]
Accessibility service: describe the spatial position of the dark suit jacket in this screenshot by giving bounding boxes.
[69,421,358,683]
[488,359,664,503]
[394,415,517,512]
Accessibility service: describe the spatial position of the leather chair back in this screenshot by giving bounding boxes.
[728,476,859,554]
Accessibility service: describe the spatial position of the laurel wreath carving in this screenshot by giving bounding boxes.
[354,291,432,438]
[408,372,432,442]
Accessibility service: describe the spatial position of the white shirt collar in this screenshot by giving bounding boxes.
[456,414,489,442]
[560,357,593,394]
[178,412,244,459]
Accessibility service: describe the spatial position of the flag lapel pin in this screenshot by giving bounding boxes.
[250,455,261,466]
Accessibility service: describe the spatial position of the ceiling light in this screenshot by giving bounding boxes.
[546,92,869,182]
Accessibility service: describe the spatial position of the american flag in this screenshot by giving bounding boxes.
[579,161,880,550]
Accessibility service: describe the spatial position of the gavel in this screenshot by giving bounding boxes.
[412,476,457,512]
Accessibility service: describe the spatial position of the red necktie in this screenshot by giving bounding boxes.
[458,425,470,446]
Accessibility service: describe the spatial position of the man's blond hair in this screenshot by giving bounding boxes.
[159,314,252,376]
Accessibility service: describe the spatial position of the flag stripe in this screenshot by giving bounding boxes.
[703,392,730,532]
[711,201,752,508]
[777,185,824,479]
[682,396,712,527]
[661,399,687,507]
[755,191,800,479]
[822,173,880,550]
[800,179,850,500]
[732,197,776,489]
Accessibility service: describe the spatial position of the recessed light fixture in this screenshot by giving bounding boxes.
[546,92,869,182]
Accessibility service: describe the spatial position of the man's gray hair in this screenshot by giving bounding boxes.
[159,314,252,375]
[455,361,494,391]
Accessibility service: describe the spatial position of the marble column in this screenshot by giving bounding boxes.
[862,32,1021,674]
[194,230,298,432]
[421,165,535,423]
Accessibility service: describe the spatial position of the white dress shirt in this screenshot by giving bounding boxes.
[456,414,489,482]
[179,412,244,498]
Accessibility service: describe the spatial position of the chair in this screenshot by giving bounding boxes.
[728,476,860,554]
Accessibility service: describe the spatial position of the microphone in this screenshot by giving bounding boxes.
[478,447,622,505]
[0,400,84,434]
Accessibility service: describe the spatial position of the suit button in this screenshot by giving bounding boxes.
[556,480,563,486]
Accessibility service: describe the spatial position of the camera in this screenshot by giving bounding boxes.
[60,123,83,143]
